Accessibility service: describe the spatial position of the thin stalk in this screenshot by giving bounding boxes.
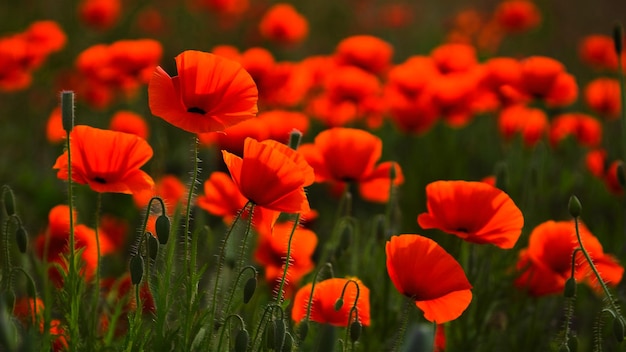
[65,126,80,352]
[276,214,301,304]
[207,201,251,348]
[184,137,200,276]
[391,298,412,352]
[90,193,102,341]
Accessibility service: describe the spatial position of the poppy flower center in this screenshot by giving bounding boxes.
[93,177,107,184]
[187,107,206,115]
[456,227,468,233]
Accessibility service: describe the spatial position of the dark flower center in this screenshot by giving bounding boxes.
[187,107,206,115]
[456,227,468,233]
[93,177,107,184]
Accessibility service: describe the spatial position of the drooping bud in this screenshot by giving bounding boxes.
[617,162,626,188]
[243,276,257,304]
[265,320,276,349]
[147,233,159,260]
[614,316,625,342]
[614,24,623,55]
[60,91,75,132]
[130,255,144,285]
[282,332,293,352]
[298,320,309,340]
[15,226,28,254]
[234,329,250,352]
[274,319,286,352]
[334,298,344,311]
[568,335,578,352]
[155,215,170,245]
[568,196,582,218]
[349,320,362,342]
[563,277,577,298]
[3,187,15,216]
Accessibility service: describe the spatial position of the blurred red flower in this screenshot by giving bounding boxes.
[259,4,308,45]
[53,125,155,197]
[109,110,149,139]
[418,180,524,249]
[386,234,472,323]
[334,35,394,75]
[515,220,623,296]
[299,127,403,203]
[584,77,621,119]
[493,0,541,34]
[149,50,258,133]
[133,174,188,216]
[292,277,371,327]
[549,113,602,148]
[79,0,121,31]
[498,104,548,147]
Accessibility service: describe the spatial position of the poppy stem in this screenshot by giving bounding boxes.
[90,192,102,341]
[217,314,245,352]
[183,137,200,277]
[275,213,302,304]
[391,298,412,352]
[573,216,620,313]
[208,201,251,348]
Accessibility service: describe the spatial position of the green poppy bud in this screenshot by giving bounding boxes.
[234,329,249,352]
[334,298,344,311]
[614,24,623,55]
[155,215,170,245]
[60,91,75,132]
[3,188,15,216]
[274,319,286,352]
[243,276,257,304]
[568,196,582,218]
[298,320,309,340]
[350,320,362,342]
[563,277,576,298]
[614,316,625,342]
[147,233,158,260]
[282,332,293,352]
[130,255,144,285]
[15,226,27,254]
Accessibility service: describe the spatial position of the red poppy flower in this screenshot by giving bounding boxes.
[254,221,317,297]
[334,35,393,75]
[46,107,65,144]
[515,220,623,296]
[498,104,548,147]
[109,110,149,139]
[197,171,248,222]
[515,56,578,107]
[148,50,258,133]
[79,0,121,31]
[292,277,371,327]
[585,78,621,119]
[417,180,524,249]
[578,35,625,71]
[259,4,308,45]
[493,0,541,34]
[13,298,67,351]
[549,113,602,148]
[299,127,403,203]
[133,174,188,216]
[386,234,472,323]
[53,125,155,197]
[222,137,314,215]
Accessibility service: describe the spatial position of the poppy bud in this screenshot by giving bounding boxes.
[147,233,158,260]
[155,215,170,245]
[614,24,623,55]
[274,319,286,352]
[568,335,578,352]
[282,332,293,352]
[563,277,576,298]
[265,320,276,349]
[130,255,144,285]
[288,129,303,150]
[234,329,249,352]
[243,276,257,304]
[389,163,397,182]
[3,188,15,216]
[15,226,27,254]
[349,320,362,342]
[334,298,344,311]
[298,320,309,340]
[568,196,582,218]
[614,316,625,342]
[60,91,75,132]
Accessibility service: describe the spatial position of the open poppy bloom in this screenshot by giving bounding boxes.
[292,277,371,327]
[222,137,314,229]
[259,3,309,45]
[493,0,541,34]
[53,125,154,198]
[148,50,258,133]
[254,221,317,297]
[417,180,524,249]
[386,234,472,323]
[299,127,404,203]
[515,220,624,296]
[584,77,621,119]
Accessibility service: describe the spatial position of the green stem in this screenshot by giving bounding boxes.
[224,265,257,314]
[573,217,620,312]
[208,201,251,348]
[391,298,412,352]
[217,314,245,352]
[91,193,102,341]
[184,137,200,277]
[65,126,80,352]
[276,214,301,304]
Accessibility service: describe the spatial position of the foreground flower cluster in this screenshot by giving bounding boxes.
[2,0,626,351]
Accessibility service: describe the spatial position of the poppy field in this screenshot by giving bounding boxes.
[3,0,626,351]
